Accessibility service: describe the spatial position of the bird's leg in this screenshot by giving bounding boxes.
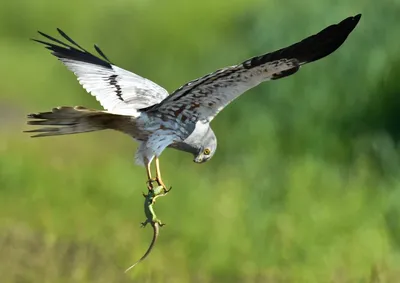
[155,157,170,191]
[145,159,156,190]
[145,157,170,191]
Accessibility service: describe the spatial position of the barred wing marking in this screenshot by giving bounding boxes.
[34,29,169,116]
[145,14,361,123]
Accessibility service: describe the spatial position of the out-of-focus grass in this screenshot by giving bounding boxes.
[1,125,400,282]
[2,0,400,282]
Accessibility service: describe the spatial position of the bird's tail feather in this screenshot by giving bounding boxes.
[25,106,130,137]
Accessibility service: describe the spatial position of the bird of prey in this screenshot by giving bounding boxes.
[25,14,361,190]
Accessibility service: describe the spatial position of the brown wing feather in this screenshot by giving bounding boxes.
[144,14,361,123]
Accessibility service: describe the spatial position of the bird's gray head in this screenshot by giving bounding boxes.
[192,127,217,163]
[168,126,217,164]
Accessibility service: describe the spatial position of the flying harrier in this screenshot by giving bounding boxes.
[25,14,361,189]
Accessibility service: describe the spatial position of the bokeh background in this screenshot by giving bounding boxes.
[1,0,400,282]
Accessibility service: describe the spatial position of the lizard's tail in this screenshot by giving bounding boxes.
[125,222,160,272]
[24,106,131,137]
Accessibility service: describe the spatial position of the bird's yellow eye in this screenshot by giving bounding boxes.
[203,148,211,155]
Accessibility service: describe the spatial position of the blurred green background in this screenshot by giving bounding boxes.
[1,0,400,282]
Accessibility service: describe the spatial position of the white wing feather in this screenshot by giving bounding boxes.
[34,29,169,116]
[62,60,168,116]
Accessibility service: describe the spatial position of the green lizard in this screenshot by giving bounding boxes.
[125,185,171,272]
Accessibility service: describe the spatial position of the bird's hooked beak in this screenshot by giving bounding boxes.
[193,154,205,163]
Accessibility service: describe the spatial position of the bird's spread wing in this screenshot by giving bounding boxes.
[143,14,361,123]
[34,29,169,116]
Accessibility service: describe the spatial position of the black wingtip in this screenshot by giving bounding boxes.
[56,28,87,51]
[31,28,113,69]
[351,14,362,30]
[343,13,362,31]
[301,14,362,63]
[242,14,362,71]
[94,44,113,63]
[354,13,362,21]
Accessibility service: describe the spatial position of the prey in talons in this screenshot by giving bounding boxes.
[125,185,170,272]
[145,157,171,192]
